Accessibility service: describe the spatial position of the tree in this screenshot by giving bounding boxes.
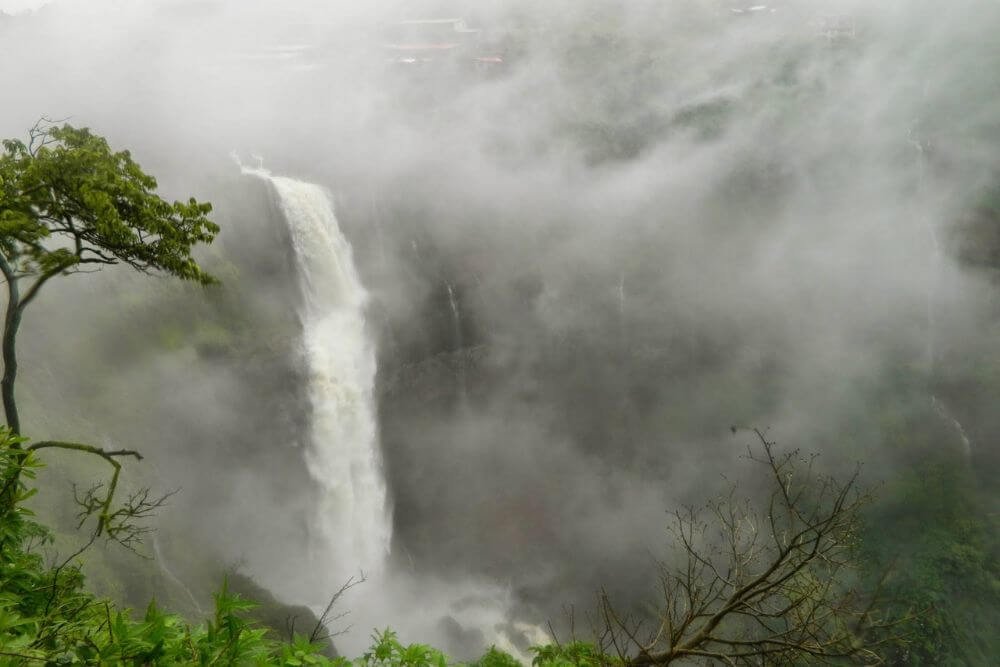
[0,119,218,435]
[0,119,218,528]
[593,430,899,665]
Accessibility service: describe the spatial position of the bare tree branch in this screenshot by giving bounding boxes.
[595,430,901,666]
[309,571,367,644]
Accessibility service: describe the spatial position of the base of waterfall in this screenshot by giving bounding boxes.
[303,569,550,662]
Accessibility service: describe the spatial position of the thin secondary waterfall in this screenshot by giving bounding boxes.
[445,282,467,402]
[153,535,205,616]
[445,282,463,352]
[245,166,391,581]
[932,397,973,460]
[617,271,627,346]
[910,126,974,462]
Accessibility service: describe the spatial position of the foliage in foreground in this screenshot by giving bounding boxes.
[1,422,904,665]
[0,428,595,665]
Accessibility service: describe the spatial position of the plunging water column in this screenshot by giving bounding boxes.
[246,167,391,581]
[242,168,540,658]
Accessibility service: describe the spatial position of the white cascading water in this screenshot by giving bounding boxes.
[445,282,467,402]
[445,282,463,352]
[244,166,391,583]
[153,535,205,616]
[910,127,975,462]
[242,165,544,658]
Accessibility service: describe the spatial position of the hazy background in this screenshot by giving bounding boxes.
[2,0,998,658]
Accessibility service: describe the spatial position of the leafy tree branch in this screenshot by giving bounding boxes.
[0,119,218,436]
[0,120,217,533]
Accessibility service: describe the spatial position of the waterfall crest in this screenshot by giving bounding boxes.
[245,167,391,581]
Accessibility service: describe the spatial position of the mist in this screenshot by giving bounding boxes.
[2,0,998,659]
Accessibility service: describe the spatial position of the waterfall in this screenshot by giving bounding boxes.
[239,166,542,658]
[617,270,627,347]
[153,535,205,616]
[445,283,463,351]
[617,271,626,319]
[910,123,940,372]
[445,282,467,402]
[932,397,974,460]
[244,166,391,582]
[910,123,973,463]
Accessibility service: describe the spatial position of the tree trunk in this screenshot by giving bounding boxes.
[0,273,21,522]
[1,275,20,436]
